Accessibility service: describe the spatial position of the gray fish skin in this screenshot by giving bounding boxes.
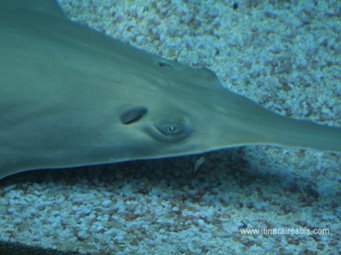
[0,0,340,179]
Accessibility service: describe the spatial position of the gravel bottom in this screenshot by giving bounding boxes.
[1,151,340,255]
[1,0,340,254]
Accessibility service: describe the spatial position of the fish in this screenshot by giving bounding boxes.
[0,0,340,179]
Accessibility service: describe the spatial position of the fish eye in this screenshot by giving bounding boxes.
[120,107,147,125]
[150,118,192,142]
[157,122,184,137]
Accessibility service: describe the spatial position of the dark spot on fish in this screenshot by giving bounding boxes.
[120,107,147,125]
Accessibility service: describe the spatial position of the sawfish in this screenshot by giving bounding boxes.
[0,0,340,179]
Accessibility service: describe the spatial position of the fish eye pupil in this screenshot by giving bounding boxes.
[167,125,177,134]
